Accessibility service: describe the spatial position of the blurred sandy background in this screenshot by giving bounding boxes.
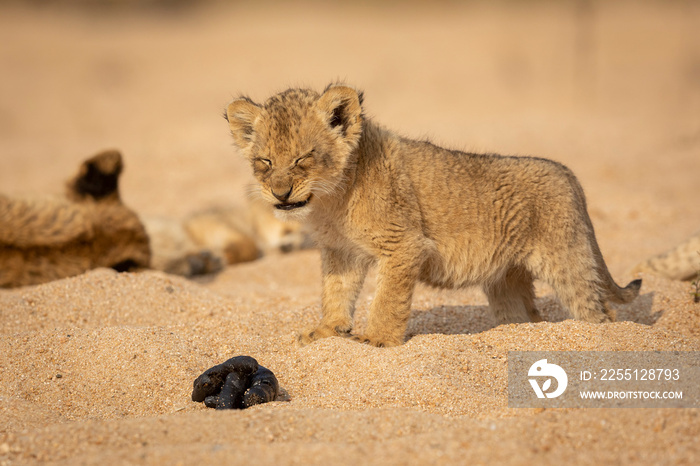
[1,0,700,464]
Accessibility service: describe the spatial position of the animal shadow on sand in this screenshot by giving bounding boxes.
[406,292,658,340]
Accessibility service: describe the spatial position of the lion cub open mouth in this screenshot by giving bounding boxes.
[275,195,311,211]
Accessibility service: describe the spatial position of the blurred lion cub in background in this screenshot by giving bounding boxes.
[144,197,311,277]
[0,150,150,288]
[633,232,700,281]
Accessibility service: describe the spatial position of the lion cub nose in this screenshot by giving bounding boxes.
[272,188,292,202]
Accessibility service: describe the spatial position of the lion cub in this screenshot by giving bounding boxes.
[0,150,150,288]
[225,84,641,347]
[143,198,311,277]
[633,232,700,281]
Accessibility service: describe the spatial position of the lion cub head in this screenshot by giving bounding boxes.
[225,84,364,220]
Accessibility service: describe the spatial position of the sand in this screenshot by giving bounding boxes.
[1,1,700,464]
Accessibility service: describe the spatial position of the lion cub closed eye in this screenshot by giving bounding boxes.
[225,83,641,347]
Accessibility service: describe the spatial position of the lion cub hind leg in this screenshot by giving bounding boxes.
[534,250,613,324]
[485,266,543,324]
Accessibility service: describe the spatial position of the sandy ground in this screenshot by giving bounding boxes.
[1,1,700,464]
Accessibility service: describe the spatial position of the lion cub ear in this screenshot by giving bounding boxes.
[316,84,363,146]
[226,97,262,149]
[66,149,123,202]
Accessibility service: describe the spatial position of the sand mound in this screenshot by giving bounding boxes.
[1,263,699,463]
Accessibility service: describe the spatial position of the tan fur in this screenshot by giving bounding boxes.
[247,197,313,253]
[226,84,641,347]
[0,150,150,288]
[142,216,226,277]
[633,233,700,281]
[143,202,310,277]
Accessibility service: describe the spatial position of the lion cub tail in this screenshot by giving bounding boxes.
[606,278,642,304]
[585,217,642,305]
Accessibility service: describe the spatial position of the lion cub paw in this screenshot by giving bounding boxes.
[297,325,351,346]
[350,334,402,348]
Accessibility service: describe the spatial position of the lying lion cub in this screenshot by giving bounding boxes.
[0,150,150,288]
[225,84,641,347]
[143,197,312,277]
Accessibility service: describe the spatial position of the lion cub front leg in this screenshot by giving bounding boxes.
[298,248,369,345]
[352,252,420,347]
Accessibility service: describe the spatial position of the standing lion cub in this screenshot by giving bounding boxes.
[225,84,641,347]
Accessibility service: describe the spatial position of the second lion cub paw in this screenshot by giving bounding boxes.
[297,325,351,346]
[350,334,402,348]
